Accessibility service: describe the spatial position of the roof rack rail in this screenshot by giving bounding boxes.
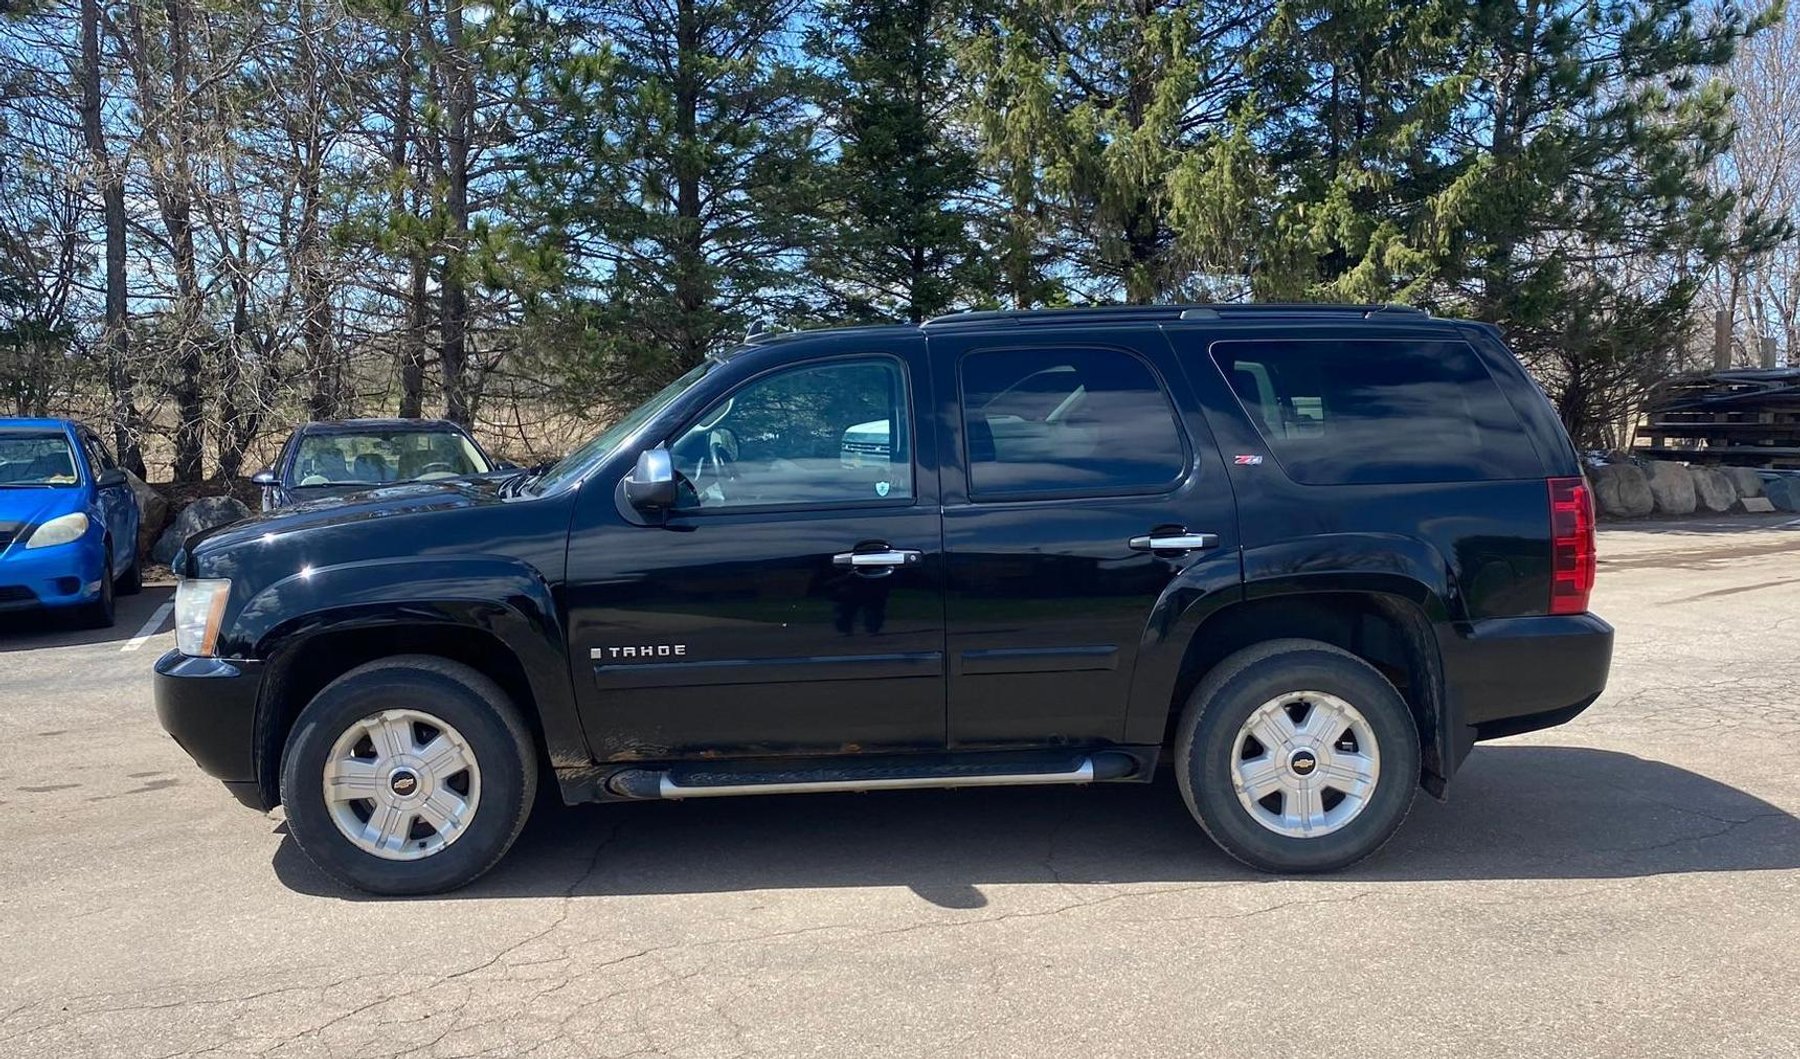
[921,303,1430,329]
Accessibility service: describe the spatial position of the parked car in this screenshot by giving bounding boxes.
[251,418,507,510]
[0,417,142,627]
[153,304,1611,895]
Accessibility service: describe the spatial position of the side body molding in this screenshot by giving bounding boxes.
[232,556,586,768]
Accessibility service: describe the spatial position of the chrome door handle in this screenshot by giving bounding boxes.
[833,549,922,568]
[1128,533,1219,552]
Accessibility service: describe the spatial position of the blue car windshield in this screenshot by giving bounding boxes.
[0,433,79,487]
[531,360,716,494]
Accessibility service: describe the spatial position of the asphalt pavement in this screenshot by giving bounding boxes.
[1,516,1797,1058]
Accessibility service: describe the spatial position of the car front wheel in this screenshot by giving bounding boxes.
[1175,638,1420,873]
[280,656,538,895]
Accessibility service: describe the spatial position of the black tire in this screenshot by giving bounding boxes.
[76,549,116,628]
[280,655,539,896]
[1174,638,1419,873]
[117,549,143,595]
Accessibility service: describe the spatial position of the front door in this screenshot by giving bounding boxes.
[79,430,131,570]
[930,326,1241,748]
[565,346,946,761]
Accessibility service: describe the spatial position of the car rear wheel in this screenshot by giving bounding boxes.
[280,656,538,895]
[1174,638,1419,873]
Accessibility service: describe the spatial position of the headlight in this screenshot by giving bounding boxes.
[174,578,232,657]
[24,512,89,549]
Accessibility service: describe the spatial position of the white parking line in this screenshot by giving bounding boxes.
[121,602,175,653]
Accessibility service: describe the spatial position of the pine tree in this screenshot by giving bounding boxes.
[525,0,822,403]
[955,0,1268,304]
[806,0,989,323]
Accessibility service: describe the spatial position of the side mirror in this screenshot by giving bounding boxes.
[623,447,677,511]
[250,468,277,487]
[95,468,126,488]
[494,460,519,471]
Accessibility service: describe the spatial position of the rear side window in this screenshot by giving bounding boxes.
[1211,339,1540,485]
[960,347,1187,498]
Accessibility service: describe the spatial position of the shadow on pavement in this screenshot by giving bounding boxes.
[0,584,174,652]
[272,744,1800,905]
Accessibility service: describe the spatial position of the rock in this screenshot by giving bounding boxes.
[1590,463,1655,519]
[152,495,252,564]
[1741,496,1776,513]
[1689,466,1737,513]
[1767,477,1800,513]
[125,472,169,561]
[1645,462,1696,515]
[1723,467,1765,498]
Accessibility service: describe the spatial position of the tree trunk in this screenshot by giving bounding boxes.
[80,0,144,475]
[297,0,337,421]
[439,0,474,425]
[672,0,707,365]
[149,0,207,482]
[394,18,428,418]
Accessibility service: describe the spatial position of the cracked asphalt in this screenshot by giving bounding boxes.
[2,516,1798,1059]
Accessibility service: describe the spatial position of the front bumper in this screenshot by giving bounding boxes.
[0,536,105,612]
[1442,612,1615,748]
[153,649,269,809]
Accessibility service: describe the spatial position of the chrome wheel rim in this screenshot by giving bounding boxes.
[323,709,481,861]
[1231,691,1380,838]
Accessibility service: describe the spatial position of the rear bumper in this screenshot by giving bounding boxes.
[1442,613,1614,749]
[153,649,269,809]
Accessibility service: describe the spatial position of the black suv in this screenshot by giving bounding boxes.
[154,305,1612,895]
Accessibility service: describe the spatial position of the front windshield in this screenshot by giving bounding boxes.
[291,429,491,487]
[531,360,716,493]
[0,433,79,487]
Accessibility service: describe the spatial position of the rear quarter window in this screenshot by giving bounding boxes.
[1210,338,1541,485]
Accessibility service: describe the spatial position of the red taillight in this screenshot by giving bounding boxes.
[1548,477,1595,615]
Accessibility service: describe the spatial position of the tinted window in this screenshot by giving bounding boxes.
[1211,339,1540,485]
[960,347,1186,497]
[671,358,912,509]
[81,433,116,474]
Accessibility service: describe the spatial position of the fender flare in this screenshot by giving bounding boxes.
[1124,534,1459,788]
[235,555,586,773]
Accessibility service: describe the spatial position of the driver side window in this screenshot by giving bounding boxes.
[671,358,912,510]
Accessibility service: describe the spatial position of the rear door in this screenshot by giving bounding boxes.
[930,326,1240,748]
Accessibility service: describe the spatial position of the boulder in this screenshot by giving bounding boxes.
[152,495,252,564]
[125,471,169,561]
[1590,463,1655,519]
[1767,476,1800,513]
[1644,461,1697,516]
[1689,466,1738,513]
[1723,467,1765,498]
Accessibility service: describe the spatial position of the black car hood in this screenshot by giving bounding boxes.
[188,477,518,561]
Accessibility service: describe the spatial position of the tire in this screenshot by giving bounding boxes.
[118,549,143,595]
[280,655,539,896]
[76,549,116,628]
[1174,638,1419,874]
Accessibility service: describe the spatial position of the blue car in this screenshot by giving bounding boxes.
[0,418,142,627]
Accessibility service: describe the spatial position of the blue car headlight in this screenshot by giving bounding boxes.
[24,512,89,549]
